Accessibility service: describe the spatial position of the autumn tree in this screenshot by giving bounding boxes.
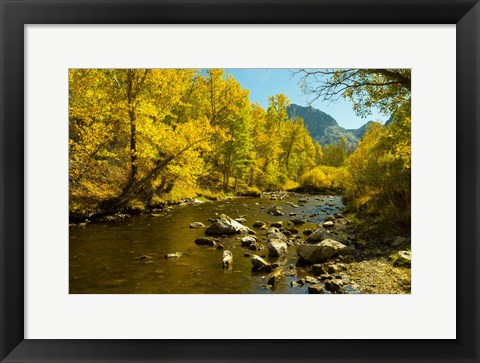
[345,106,411,227]
[296,68,411,229]
[200,69,255,191]
[296,68,411,117]
[280,116,316,179]
[321,138,348,167]
[69,69,219,215]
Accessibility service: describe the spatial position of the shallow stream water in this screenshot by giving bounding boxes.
[69,194,344,294]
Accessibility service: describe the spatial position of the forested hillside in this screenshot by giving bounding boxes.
[70,69,323,218]
[70,68,411,231]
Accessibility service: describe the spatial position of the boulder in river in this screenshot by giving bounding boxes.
[322,221,335,228]
[303,228,314,236]
[205,214,255,235]
[235,217,247,223]
[282,229,292,237]
[291,218,306,225]
[267,206,285,216]
[271,221,283,228]
[267,231,288,242]
[325,279,343,293]
[189,221,205,229]
[311,264,328,275]
[308,284,325,294]
[222,250,233,268]
[251,254,272,272]
[305,228,337,244]
[165,252,182,259]
[267,267,284,285]
[248,242,264,251]
[267,238,288,257]
[266,227,280,235]
[240,235,257,247]
[253,221,267,228]
[304,275,319,284]
[394,250,411,266]
[297,239,355,264]
[194,237,219,247]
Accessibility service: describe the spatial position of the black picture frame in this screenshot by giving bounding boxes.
[1,1,479,362]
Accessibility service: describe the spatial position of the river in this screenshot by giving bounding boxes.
[69,194,344,294]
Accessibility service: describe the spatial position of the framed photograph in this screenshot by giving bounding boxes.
[1,0,479,362]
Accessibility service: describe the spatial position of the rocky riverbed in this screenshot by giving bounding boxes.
[70,192,411,294]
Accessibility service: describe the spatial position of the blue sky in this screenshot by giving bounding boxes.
[221,68,389,130]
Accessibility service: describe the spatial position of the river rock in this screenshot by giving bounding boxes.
[249,242,264,251]
[251,254,272,272]
[298,198,309,203]
[267,238,288,257]
[267,267,284,285]
[266,227,280,235]
[235,217,247,223]
[189,221,205,229]
[325,279,343,293]
[267,206,284,216]
[194,237,219,247]
[267,231,288,242]
[240,235,257,247]
[305,228,336,243]
[319,274,333,281]
[104,213,130,222]
[205,214,255,235]
[271,221,283,228]
[284,265,297,277]
[327,265,340,274]
[311,264,328,275]
[308,284,325,294]
[288,227,300,234]
[222,250,233,268]
[304,275,319,284]
[165,252,182,258]
[253,221,267,228]
[291,218,305,225]
[394,250,412,266]
[334,213,345,219]
[297,239,355,264]
[303,228,314,236]
[322,221,335,228]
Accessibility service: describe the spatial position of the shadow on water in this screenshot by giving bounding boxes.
[69,194,344,294]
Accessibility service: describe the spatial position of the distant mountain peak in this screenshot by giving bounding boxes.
[347,120,380,139]
[287,104,369,149]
